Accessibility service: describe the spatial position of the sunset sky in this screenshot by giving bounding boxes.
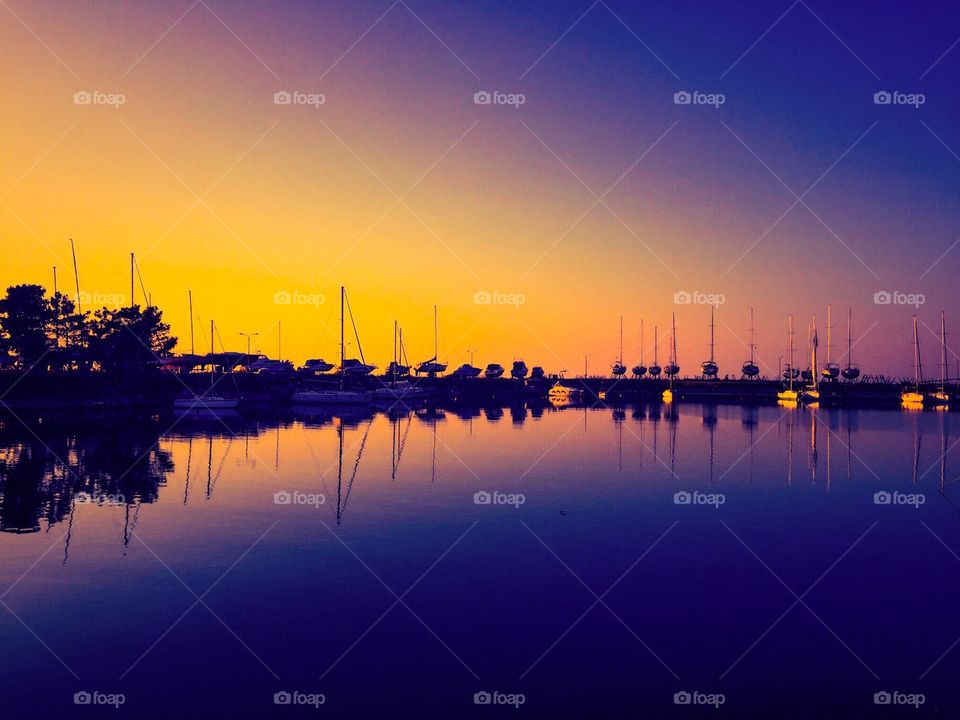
[2,0,959,377]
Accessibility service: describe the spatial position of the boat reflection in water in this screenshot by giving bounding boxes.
[0,403,958,716]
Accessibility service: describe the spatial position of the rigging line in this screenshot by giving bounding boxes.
[344,291,366,363]
[133,256,149,307]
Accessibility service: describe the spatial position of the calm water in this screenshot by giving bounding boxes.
[1,403,959,717]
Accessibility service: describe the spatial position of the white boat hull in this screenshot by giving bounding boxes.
[291,390,369,405]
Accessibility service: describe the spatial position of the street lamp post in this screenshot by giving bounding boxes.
[239,332,260,363]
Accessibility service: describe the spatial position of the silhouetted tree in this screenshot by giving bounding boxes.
[89,305,177,372]
[0,284,52,369]
[48,292,91,371]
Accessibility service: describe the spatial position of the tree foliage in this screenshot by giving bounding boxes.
[0,284,177,372]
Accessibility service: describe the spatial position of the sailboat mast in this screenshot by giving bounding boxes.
[710,307,715,362]
[913,314,922,387]
[750,307,755,365]
[340,286,345,389]
[654,326,659,364]
[70,238,81,312]
[811,316,818,386]
[434,305,439,359]
[846,308,853,369]
[188,290,195,355]
[640,319,645,364]
[826,304,832,366]
[941,311,947,390]
[672,312,678,364]
[788,314,795,391]
[130,252,135,308]
[670,313,677,389]
[619,317,625,364]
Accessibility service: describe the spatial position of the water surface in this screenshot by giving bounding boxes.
[1,403,958,717]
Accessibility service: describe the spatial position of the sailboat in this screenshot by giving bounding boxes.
[632,319,647,377]
[648,326,662,377]
[373,323,427,402]
[415,306,448,376]
[662,313,679,402]
[173,318,240,411]
[291,287,369,404]
[800,316,820,405]
[933,311,952,404]
[701,307,719,378]
[821,304,840,380]
[340,288,376,376]
[778,315,799,403]
[741,307,759,378]
[611,315,627,377]
[385,321,410,378]
[902,315,925,406]
[840,308,860,380]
